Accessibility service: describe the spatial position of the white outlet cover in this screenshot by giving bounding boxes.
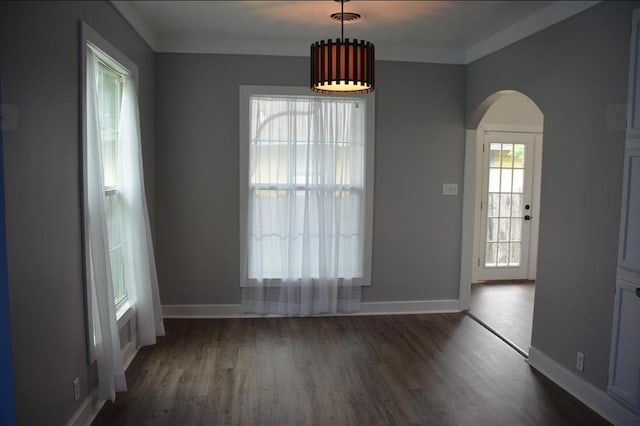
[442,183,458,195]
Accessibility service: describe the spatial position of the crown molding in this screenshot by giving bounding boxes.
[156,35,467,64]
[157,36,308,58]
[466,1,600,63]
[112,1,600,65]
[110,0,158,51]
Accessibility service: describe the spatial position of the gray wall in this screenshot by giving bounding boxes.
[467,0,640,391]
[6,0,632,422]
[155,55,466,305]
[0,1,155,424]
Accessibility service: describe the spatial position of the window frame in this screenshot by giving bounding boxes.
[80,22,139,362]
[238,85,375,287]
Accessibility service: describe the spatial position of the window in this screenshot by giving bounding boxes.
[95,60,128,307]
[82,23,164,399]
[239,86,375,287]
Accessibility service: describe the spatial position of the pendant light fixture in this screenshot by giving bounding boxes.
[310,0,375,94]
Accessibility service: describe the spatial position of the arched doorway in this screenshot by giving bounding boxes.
[460,90,543,356]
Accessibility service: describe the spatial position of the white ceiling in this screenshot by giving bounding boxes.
[112,0,599,64]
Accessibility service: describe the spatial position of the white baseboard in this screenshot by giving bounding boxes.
[66,346,140,426]
[528,346,640,426]
[67,342,140,426]
[162,299,460,318]
[65,394,106,426]
[359,299,460,315]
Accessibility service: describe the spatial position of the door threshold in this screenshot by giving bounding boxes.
[465,311,529,358]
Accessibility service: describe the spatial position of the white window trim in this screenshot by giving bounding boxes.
[80,21,139,363]
[116,300,133,330]
[238,85,376,287]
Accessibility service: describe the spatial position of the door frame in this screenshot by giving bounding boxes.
[459,123,543,309]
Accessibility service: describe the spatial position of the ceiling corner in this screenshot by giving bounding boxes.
[465,0,600,64]
[110,0,158,51]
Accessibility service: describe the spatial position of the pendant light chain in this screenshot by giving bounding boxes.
[341,0,344,41]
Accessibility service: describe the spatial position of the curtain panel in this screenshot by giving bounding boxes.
[85,46,164,401]
[118,76,165,346]
[242,95,367,316]
[85,48,127,400]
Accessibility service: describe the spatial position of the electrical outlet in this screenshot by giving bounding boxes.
[73,377,80,401]
[576,352,585,372]
[442,183,458,196]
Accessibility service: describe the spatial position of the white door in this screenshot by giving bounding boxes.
[478,131,535,280]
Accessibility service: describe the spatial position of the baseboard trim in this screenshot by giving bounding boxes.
[66,345,140,426]
[65,393,106,426]
[528,346,640,425]
[162,299,460,318]
[359,299,460,315]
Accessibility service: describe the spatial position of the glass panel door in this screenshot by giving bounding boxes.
[479,132,534,280]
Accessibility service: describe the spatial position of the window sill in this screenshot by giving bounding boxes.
[116,301,134,330]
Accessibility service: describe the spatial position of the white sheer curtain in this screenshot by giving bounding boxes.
[242,96,366,316]
[118,76,165,346]
[85,48,164,401]
[85,49,126,400]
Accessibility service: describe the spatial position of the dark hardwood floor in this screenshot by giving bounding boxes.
[93,314,608,426]
[470,282,535,354]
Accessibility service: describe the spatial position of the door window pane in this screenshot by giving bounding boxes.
[489,144,502,167]
[498,218,511,242]
[485,243,496,266]
[510,219,522,242]
[487,218,499,242]
[502,144,514,168]
[500,169,512,192]
[509,243,521,266]
[511,194,523,217]
[513,169,524,193]
[499,194,512,217]
[488,193,499,218]
[489,168,501,192]
[513,144,525,168]
[497,243,509,266]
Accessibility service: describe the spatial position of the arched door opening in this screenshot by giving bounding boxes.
[460,90,543,356]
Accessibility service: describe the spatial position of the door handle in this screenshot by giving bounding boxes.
[524,215,532,221]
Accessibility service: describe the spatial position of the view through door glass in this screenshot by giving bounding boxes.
[485,142,525,267]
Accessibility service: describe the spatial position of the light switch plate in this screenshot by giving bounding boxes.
[442,183,458,196]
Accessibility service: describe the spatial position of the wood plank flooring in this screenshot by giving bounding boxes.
[470,282,535,354]
[92,314,608,426]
